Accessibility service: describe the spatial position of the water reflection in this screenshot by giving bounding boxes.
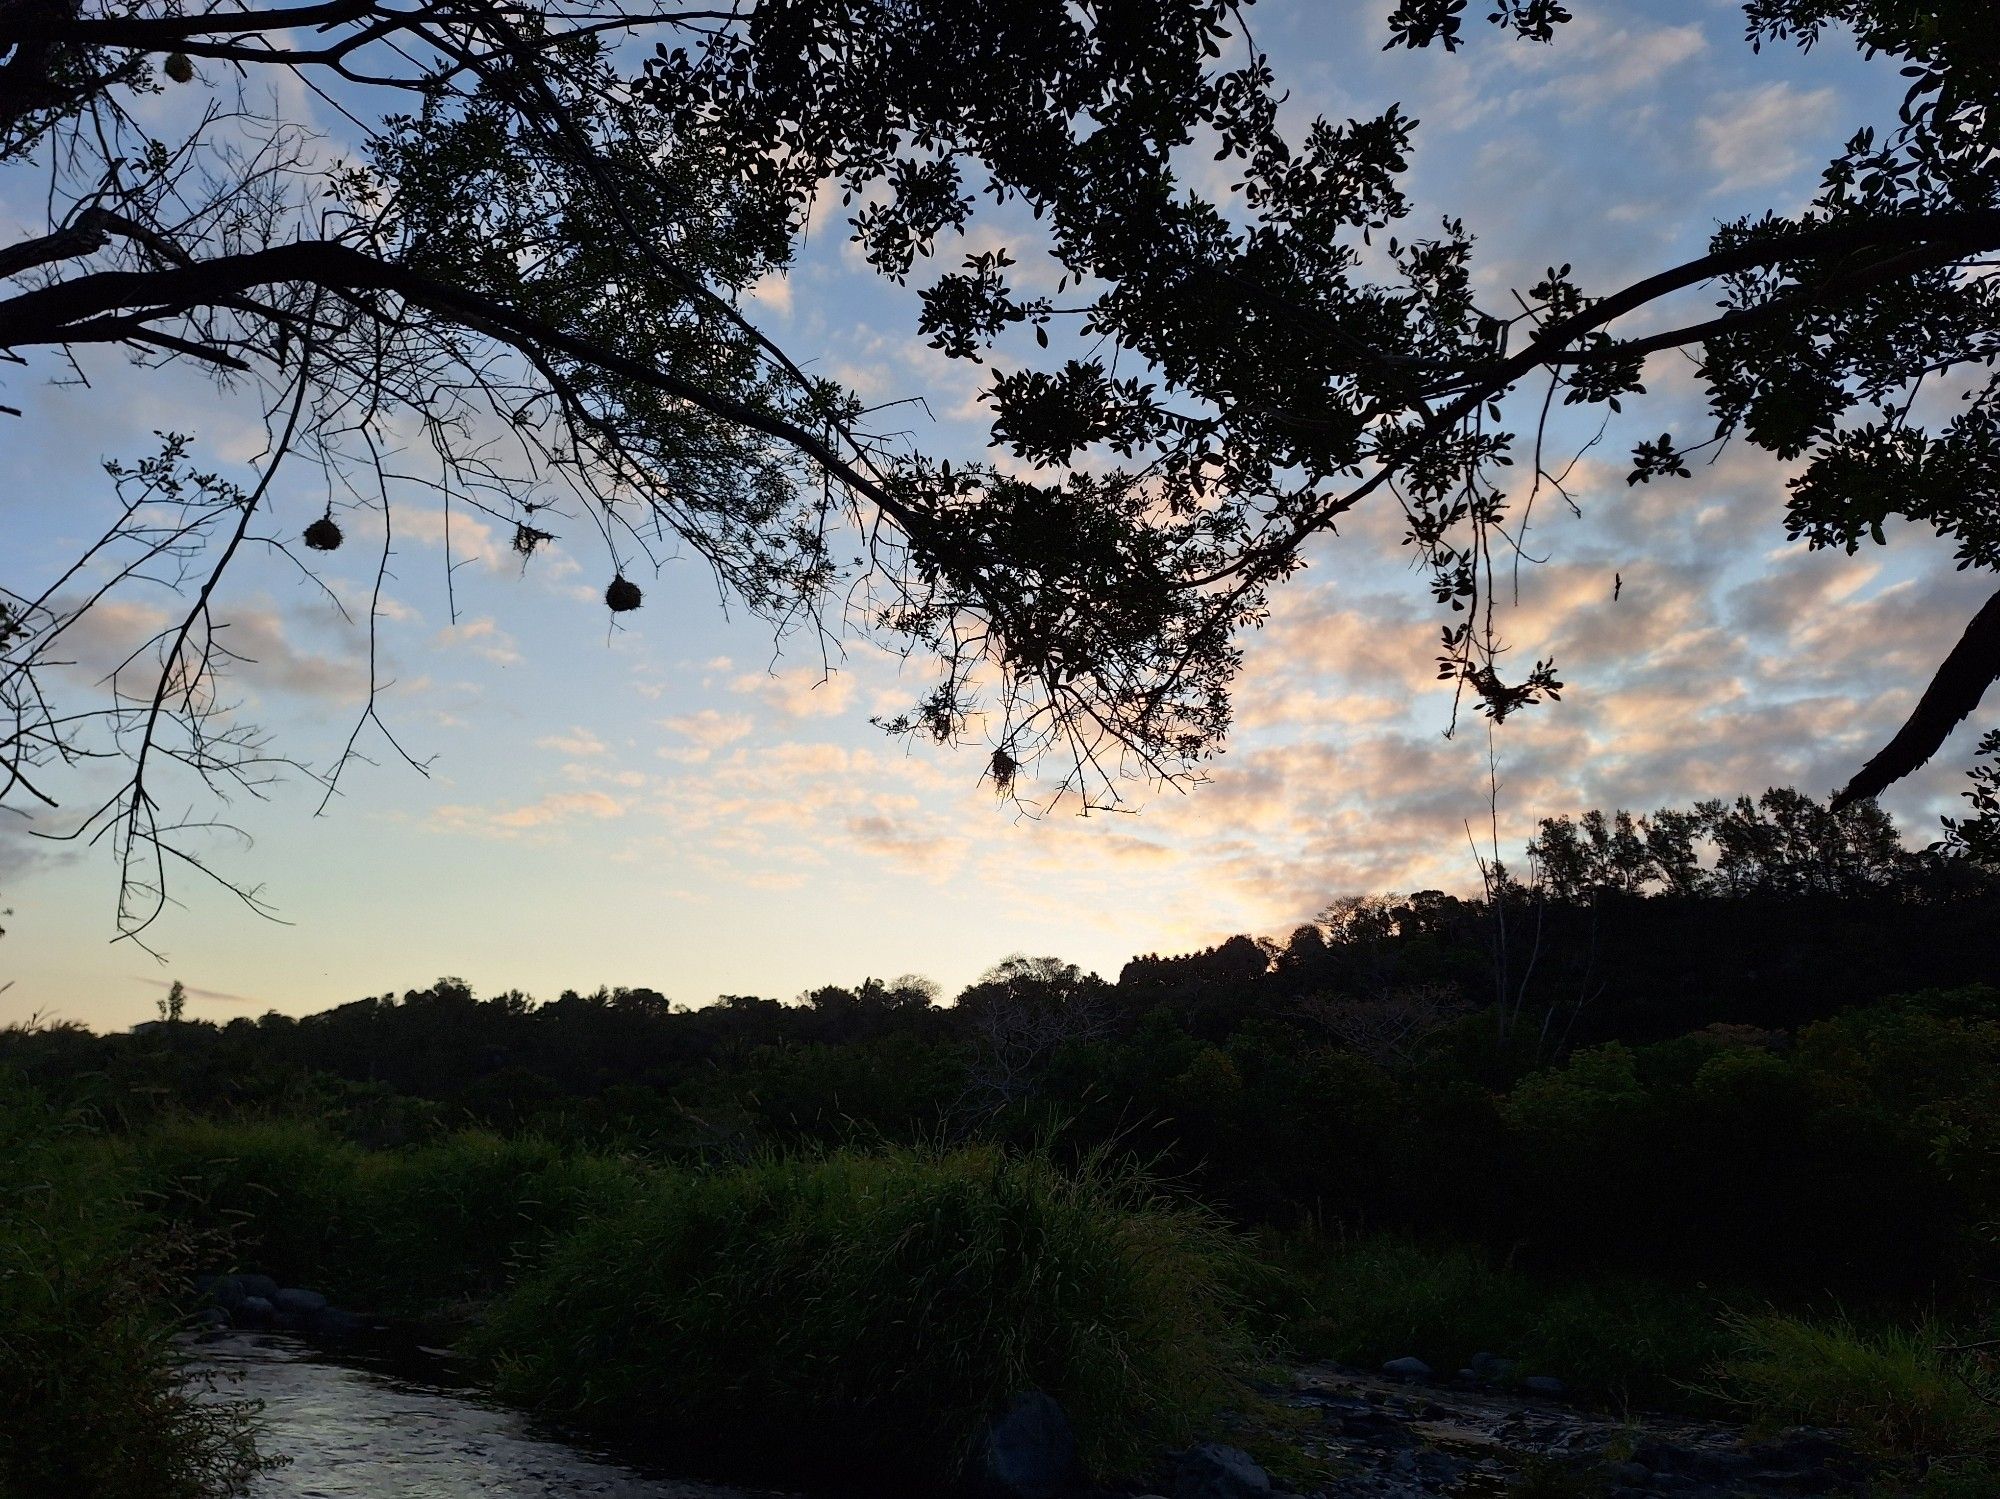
[187,1331,778,1499]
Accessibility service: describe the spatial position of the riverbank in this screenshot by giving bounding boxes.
[8,1088,2000,1497]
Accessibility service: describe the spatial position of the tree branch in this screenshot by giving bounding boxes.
[1833,586,2000,811]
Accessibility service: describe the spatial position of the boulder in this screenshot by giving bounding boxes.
[210,1272,279,1308]
[1174,1442,1271,1499]
[1686,1448,1753,1481]
[273,1287,328,1317]
[306,1306,373,1339]
[1521,1375,1566,1397]
[976,1391,1077,1499]
[234,1295,275,1327]
[190,1305,231,1331]
[1379,1356,1432,1381]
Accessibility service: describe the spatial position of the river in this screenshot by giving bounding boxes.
[186,1330,784,1499]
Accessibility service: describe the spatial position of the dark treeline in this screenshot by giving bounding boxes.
[12,788,2000,1304]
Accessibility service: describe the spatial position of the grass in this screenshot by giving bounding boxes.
[1268,1230,1734,1409]
[129,1118,645,1314]
[0,1088,268,1499]
[118,1118,1253,1486]
[472,1144,1252,1485]
[80,1110,2000,1497]
[1717,1312,2000,1469]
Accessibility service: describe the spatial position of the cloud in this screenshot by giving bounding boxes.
[48,596,363,702]
[745,270,793,318]
[1696,83,1839,194]
[538,727,608,757]
[433,614,521,666]
[731,665,857,719]
[661,709,754,750]
[225,606,365,700]
[845,812,968,872]
[134,976,265,1006]
[431,789,625,836]
[394,503,510,571]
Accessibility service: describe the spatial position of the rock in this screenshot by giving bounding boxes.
[1412,1450,1462,1485]
[273,1287,328,1316]
[1454,1368,1479,1383]
[210,1272,280,1308]
[306,1306,373,1338]
[191,1305,231,1331]
[1749,1433,1843,1470]
[1747,1470,1834,1494]
[1174,1442,1272,1499]
[234,1295,275,1327]
[1379,1356,1433,1381]
[1521,1375,1566,1397]
[976,1391,1077,1499]
[1687,1449,1753,1481]
[1630,1438,1677,1469]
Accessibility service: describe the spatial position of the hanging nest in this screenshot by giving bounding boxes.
[990,747,1019,795]
[604,574,643,613]
[163,51,194,83]
[303,514,344,552]
[512,521,556,559]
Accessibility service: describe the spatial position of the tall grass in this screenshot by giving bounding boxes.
[1271,1231,1732,1408]
[473,1145,1251,1484]
[1718,1312,2000,1460]
[131,1118,645,1312]
[0,1089,266,1499]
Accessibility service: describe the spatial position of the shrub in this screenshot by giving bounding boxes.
[0,1089,267,1498]
[473,1145,1249,1484]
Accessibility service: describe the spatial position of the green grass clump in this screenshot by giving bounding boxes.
[354,1131,646,1308]
[133,1116,370,1287]
[0,1089,267,1499]
[473,1145,1250,1485]
[1272,1231,1730,1407]
[1717,1312,2000,1463]
[132,1119,646,1311]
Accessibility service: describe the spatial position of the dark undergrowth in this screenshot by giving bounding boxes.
[474,1146,1252,1483]
[11,1095,2000,1496]
[0,1089,268,1499]
[124,1116,1254,1487]
[1265,1229,1738,1411]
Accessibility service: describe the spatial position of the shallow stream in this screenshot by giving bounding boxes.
[186,1331,783,1499]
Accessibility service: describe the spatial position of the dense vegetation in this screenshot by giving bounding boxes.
[7,788,2000,1494]
[0,1091,267,1499]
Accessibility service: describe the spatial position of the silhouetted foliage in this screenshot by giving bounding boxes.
[5,1,1997,940]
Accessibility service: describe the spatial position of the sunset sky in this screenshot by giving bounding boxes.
[4,0,1990,1030]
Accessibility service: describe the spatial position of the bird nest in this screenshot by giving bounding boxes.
[302,515,344,552]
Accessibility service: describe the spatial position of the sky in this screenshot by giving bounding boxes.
[4,0,1992,1030]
